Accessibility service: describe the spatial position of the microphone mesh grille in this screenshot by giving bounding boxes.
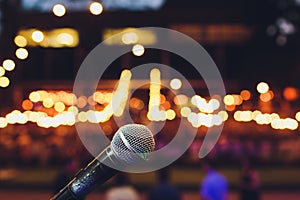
[111,124,155,164]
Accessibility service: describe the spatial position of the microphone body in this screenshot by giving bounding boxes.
[51,146,122,200]
[50,124,155,200]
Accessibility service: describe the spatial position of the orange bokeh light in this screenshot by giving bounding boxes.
[283,87,298,101]
[22,100,33,111]
[240,90,251,101]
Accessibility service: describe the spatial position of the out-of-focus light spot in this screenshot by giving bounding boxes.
[132,44,145,56]
[180,107,191,117]
[283,118,298,130]
[54,102,65,112]
[225,105,236,111]
[0,67,5,76]
[129,98,144,110]
[3,59,15,71]
[240,90,251,101]
[22,100,33,111]
[218,111,228,121]
[122,32,138,44]
[166,109,176,120]
[32,30,44,42]
[53,4,66,17]
[174,95,188,106]
[260,92,273,102]
[252,110,261,120]
[87,96,96,106]
[234,111,241,121]
[16,48,29,60]
[68,106,79,115]
[208,99,220,110]
[43,98,54,108]
[223,95,234,106]
[29,91,41,102]
[170,78,182,90]
[0,117,8,128]
[14,35,27,47]
[257,82,269,93]
[283,87,299,101]
[240,110,252,122]
[233,95,243,105]
[76,96,87,108]
[89,2,103,15]
[0,77,10,87]
[57,33,74,45]
[191,95,206,108]
[78,112,88,122]
[295,112,300,122]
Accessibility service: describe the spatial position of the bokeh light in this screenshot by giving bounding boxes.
[16,48,29,60]
[89,2,103,15]
[14,35,27,47]
[170,78,182,90]
[0,67,5,76]
[0,77,10,87]
[223,95,235,106]
[32,30,44,43]
[53,4,66,17]
[132,44,145,56]
[3,59,15,71]
[257,82,269,93]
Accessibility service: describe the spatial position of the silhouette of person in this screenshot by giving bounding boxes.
[148,167,181,200]
[199,160,228,200]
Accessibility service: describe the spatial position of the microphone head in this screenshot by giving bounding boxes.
[111,124,155,164]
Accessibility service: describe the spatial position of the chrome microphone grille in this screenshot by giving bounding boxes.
[111,124,155,164]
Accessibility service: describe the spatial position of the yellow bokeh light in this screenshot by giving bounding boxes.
[16,48,29,60]
[257,82,269,93]
[0,117,8,128]
[295,112,300,122]
[54,102,65,112]
[3,59,15,71]
[132,44,145,56]
[89,2,103,15]
[223,95,234,106]
[166,109,176,120]
[53,4,66,17]
[78,112,88,122]
[32,30,44,43]
[180,107,191,117]
[57,33,74,45]
[68,106,79,115]
[14,35,27,47]
[218,110,228,121]
[29,91,41,102]
[0,76,10,87]
[170,78,182,90]
[43,98,54,108]
[0,67,5,76]
[122,32,138,44]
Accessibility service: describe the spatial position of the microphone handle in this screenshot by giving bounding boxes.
[51,146,121,200]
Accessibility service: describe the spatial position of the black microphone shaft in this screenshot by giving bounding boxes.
[51,146,121,200]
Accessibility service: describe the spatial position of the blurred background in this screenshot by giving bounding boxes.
[1,0,300,199]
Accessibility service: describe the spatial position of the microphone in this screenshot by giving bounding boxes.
[50,124,155,200]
